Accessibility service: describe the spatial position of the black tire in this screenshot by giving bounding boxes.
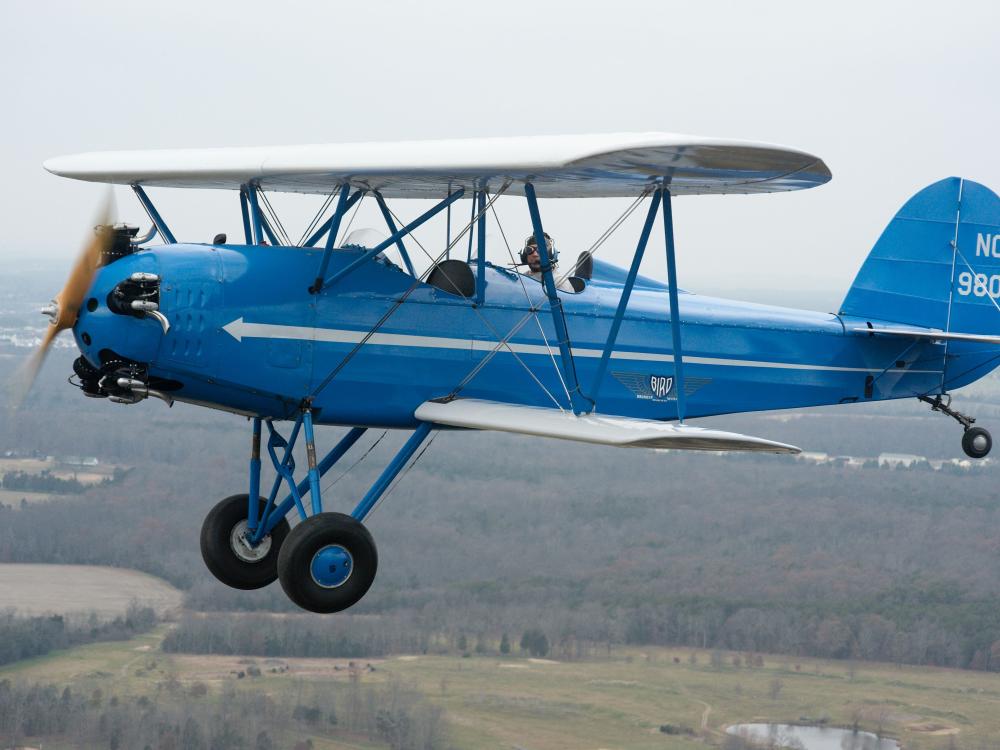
[200,494,290,590]
[962,426,992,459]
[277,512,378,614]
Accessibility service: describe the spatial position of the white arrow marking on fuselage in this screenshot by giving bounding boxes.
[221,317,941,375]
[223,317,481,350]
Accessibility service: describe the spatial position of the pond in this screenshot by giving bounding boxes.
[726,723,900,750]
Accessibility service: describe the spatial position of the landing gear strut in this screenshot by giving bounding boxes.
[919,394,992,459]
[197,412,433,613]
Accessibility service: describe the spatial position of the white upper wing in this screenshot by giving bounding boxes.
[415,399,800,453]
[44,132,831,199]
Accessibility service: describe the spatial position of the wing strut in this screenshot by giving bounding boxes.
[304,187,365,248]
[475,191,487,306]
[373,191,418,277]
[318,188,465,292]
[589,190,661,403]
[132,185,176,245]
[524,182,594,415]
[586,186,686,421]
[661,188,687,422]
[239,186,253,244]
[245,182,281,245]
[309,185,352,292]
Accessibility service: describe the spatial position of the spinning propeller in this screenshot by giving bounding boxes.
[10,190,115,408]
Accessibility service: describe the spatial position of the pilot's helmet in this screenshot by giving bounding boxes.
[520,232,557,264]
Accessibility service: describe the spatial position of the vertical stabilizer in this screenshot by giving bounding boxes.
[842,178,1000,390]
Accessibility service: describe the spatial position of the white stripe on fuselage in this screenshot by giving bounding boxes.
[221,318,940,374]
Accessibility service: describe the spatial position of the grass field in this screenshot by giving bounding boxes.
[0,457,119,485]
[2,626,998,749]
[0,563,183,618]
[0,487,51,506]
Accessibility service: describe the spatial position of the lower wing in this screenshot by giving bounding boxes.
[415,399,799,453]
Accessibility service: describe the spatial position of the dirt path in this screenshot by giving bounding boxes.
[664,658,715,734]
[695,699,712,730]
[120,653,144,678]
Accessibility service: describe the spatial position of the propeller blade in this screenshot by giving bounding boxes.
[8,325,59,409]
[53,189,115,332]
[8,189,116,409]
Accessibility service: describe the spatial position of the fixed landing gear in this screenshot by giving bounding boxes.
[200,494,290,589]
[962,427,992,459]
[198,414,432,613]
[277,513,378,613]
[919,394,992,459]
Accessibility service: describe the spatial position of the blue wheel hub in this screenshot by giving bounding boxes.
[310,544,353,589]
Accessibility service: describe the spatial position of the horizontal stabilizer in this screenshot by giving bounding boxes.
[851,326,1000,345]
[415,399,800,454]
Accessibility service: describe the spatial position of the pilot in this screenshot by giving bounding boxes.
[521,233,575,292]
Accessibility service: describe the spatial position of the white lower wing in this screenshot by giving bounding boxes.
[415,399,800,454]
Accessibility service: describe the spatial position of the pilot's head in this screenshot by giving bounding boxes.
[521,232,555,273]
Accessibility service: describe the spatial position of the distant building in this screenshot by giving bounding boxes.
[877,453,927,468]
[825,455,867,468]
[797,451,829,463]
[931,457,992,470]
[58,456,100,467]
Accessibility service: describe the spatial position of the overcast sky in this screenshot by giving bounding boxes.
[3,0,1000,308]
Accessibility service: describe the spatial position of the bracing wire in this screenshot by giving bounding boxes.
[337,192,366,246]
[364,430,438,521]
[297,190,338,247]
[445,190,651,401]
[488,194,573,409]
[381,200,567,410]
[320,430,388,496]
[308,181,513,400]
[258,189,292,246]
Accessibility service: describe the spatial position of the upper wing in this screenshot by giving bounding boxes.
[44,132,831,199]
[415,398,800,454]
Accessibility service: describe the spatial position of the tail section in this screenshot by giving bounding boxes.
[841,178,1000,390]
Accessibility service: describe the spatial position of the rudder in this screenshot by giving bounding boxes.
[841,178,1000,390]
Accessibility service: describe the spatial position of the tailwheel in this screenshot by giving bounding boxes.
[277,512,378,614]
[200,494,290,589]
[962,427,992,459]
[919,395,992,460]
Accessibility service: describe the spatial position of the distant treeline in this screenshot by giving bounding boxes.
[160,595,1000,674]
[620,585,1000,671]
[162,612,424,658]
[0,676,446,750]
[0,604,156,667]
[0,467,127,495]
[163,612,546,662]
[4,360,1000,672]
[1,469,87,494]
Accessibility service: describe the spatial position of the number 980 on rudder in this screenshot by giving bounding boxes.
[956,271,1000,299]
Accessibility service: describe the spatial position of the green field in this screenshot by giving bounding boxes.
[0,488,51,506]
[3,627,998,749]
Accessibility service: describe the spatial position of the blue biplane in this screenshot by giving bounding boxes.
[27,133,1000,612]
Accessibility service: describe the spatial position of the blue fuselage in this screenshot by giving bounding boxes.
[73,243,951,426]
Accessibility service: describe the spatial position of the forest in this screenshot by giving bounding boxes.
[4,246,1000,679]
[0,605,157,667]
[0,675,446,750]
[3,341,1000,674]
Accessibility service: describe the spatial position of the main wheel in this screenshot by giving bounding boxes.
[962,426,992,459]
[277,512,378,614]
[200,494,290,590]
